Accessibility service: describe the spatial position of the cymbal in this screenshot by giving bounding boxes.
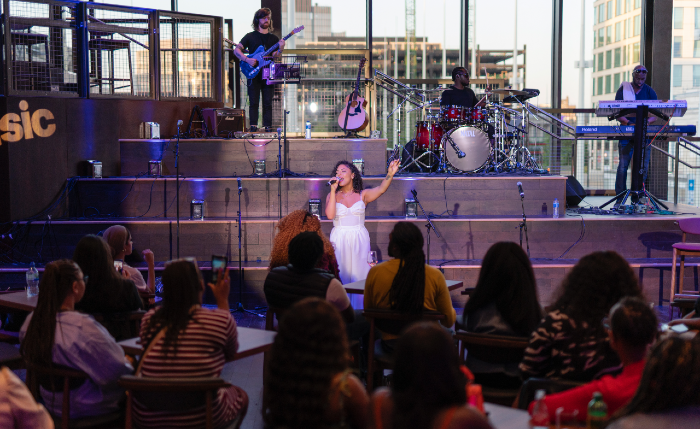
[490,88,529,96]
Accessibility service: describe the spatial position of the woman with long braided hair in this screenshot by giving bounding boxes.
[364,222,456,349]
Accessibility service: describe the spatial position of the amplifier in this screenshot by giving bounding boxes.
[201,108,245,137]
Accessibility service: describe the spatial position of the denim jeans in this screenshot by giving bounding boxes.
[247,74,274,127]
[615,139,651,198]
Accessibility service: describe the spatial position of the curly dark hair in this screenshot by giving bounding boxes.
[251,8,274,31]
[330,160,363,194]
[607,337,700,424]
[391,322,467,429]
[269,210,336,270]
[264,297,349,429]
[465,242,542,336]
[552,251,642,333]
[388,222,426,314]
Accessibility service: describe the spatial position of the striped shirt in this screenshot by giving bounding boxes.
[133,307,244,428]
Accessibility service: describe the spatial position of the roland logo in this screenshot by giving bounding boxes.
[460,129,476,137]
[0,100,56,144]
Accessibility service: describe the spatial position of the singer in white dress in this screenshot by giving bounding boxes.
[325,160,400,287]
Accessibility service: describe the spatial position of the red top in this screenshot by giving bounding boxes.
[528,360,646,422]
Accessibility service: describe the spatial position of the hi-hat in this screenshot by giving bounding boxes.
[490,88,529,96]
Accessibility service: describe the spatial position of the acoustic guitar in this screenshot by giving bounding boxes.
[236,26,304,80]
[337,57,369,132]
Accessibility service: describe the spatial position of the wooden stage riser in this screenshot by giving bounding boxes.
[13,217,684,263]
[119,139,389,177]
[0,265,688,309]
[70,176,566,218]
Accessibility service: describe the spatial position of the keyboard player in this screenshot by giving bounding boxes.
[613,65,657,205]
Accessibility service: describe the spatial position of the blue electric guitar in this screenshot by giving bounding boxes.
[239,26,304,80]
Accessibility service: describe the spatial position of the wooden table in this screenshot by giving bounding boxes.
[118,326,276,360]
[0,291,37,312]
[484,403,531,429]
[344,279,464,294]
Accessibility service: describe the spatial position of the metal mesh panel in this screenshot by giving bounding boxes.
[6,0,78,95]
[86,5,150,98]
[159,14,213,99]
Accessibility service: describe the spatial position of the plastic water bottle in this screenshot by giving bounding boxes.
[587,392,607,429]
[305,121,311,139]
[530,389,550,429]
[26,262,39,298]
[553,198,559,219]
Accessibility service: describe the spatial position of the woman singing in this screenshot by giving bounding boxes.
[325,159,400,285]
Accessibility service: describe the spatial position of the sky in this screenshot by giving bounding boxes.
[98,0,600,108]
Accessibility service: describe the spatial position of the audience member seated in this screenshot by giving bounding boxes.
[269,210,340,278]
[72,235,143,314]
[606,337,700,429]
[19,260,133,419]
[364,222,456,349]
[264,297,369,429]
[135,259,247,429]
[459,241,542,389]
[520,251,643,382]
[0,366,53,429]
[264,232,354,324]
[369,322,492,429]
[102,225,155,294]
[527,297,658,422]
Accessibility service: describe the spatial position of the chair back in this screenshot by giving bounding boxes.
[453,332,529,364]
[678,218,700,237]
[363,309,446,337]
[516,377,585,410]
[119,375,231,429]
[25,362,90,429]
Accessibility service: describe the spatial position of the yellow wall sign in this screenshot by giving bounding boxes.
[0,100,57,144]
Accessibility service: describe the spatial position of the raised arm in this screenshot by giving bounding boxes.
[362,159,400,205]
[325,178,340,219]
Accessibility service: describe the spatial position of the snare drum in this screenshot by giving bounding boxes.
[440,105,467,123]
[414,121,444,149]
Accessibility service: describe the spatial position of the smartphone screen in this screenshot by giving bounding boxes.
[114,259,123,273]
[671,324,689,333]
[211,255,227,282]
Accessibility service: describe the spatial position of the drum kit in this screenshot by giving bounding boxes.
[394,87,545,175]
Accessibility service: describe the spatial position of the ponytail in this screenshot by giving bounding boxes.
[20,260,80,365]
[388,223,426,314]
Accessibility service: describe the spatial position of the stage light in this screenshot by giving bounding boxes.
[191,200,205,220]
[308,199,321,217]
[87,160,102,178]
[309,102,318,113]
[148,160,162,176]
[405,199,417,218]
[352,159,365,175]
[254,160,266,176]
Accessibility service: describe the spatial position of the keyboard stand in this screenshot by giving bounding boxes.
[600,104,669,211]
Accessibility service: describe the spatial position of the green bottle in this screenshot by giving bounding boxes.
[587,392,608,429]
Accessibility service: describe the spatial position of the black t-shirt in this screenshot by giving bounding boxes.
[440,86,477,108]
[239,31,280,55]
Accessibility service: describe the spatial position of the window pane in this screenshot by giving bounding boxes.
[615,21,621,42]
[598,52,604,71]
[614,47,621,67]
[675,36,683,58]
[606,25,612,44]
[623,45,627,65]
[598,76,603,95]
[695,40,700,57]
[633,42,640,62]
[694,65,700,87]
[696,8,700,29]
[616,0,622,16]
[608,1,613,20]
[626,0,631,13]
[599,28,605,46]
[674,7,684,29]
[634,0,641,9]
[600,4,605,22]
[634,15,640,36]
[613,72,620,91]
[605,74,611,93]
[606,49,612,69]
[674,65,683,87]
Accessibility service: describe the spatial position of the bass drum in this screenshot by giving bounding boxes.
[444,126,491,172]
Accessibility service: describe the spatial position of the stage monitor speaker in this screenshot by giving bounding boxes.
[566,175,586,207]
[202,108,245,137]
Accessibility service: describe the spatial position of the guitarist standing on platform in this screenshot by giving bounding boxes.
[234,8,285,132]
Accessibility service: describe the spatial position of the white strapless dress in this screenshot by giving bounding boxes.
[330,201,371,289]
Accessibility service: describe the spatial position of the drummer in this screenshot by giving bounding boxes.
[440,67,483,108]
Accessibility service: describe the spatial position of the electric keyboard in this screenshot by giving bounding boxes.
[575,125,696,139]
[596,100,688,118]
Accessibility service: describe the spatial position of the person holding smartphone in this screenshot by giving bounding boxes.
[102,225,156,294]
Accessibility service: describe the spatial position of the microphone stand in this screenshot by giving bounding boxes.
[518,191,530,258]
[175,120,181,258]
[233,177,264,317]
[411,189,440,264]
[277,128,282,219]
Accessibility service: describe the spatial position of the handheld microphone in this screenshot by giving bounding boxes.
[517,182,524,198]
[326,177,339,187]
[237,177,242,193]
[177,119,183,126]
[277,128,282,139]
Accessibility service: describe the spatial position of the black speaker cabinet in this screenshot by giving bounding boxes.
[566,175,586,207]
[201,108,245,137]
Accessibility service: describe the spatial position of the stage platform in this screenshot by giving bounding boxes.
[68,175,565,218]
[119,138,389,177]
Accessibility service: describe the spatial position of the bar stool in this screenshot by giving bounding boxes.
[669,218,700,318]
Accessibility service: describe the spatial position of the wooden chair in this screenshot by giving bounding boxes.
[362,309,446,390]
[670,218,700,318]
[119,375,248,429]
[453,331,530,406]
[26,362,122,429]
